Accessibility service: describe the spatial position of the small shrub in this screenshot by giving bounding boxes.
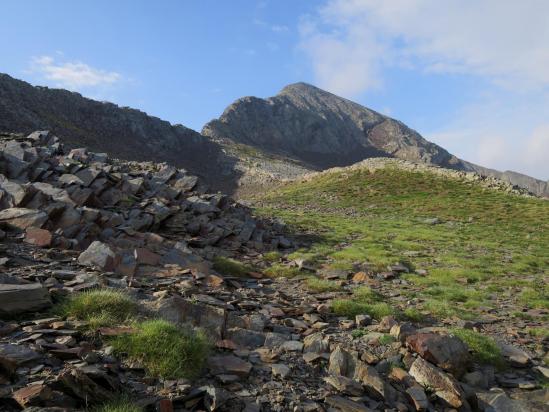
[111,319,210,379]
[306,278,341,292]
[58,289,137,328]
[94,396,142,412]
[451,328,504,367]
[264,263,301,278]
[213,256,253,277]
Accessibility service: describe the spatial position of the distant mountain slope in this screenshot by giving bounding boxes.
[203,82,548,197]
[0,73,240,192]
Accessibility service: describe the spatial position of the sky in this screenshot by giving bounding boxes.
[1,0,548,180]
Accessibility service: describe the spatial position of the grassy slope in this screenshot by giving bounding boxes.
[254,165,549,320]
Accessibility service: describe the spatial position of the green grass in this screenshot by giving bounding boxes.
[305,277,342,292]
[93,397,142,412]
[263,251,282,262]
[379,334,395,345]
[527,327,549,338]
[332,286,395,320]
[403,307,424,322]
[111,320,210,379]
[213,256,254,277]
[451,328,504,367]
[264,263,301,278]
[57,289,137,329]
[253,165,549,321]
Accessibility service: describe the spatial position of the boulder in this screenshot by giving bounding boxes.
[78,241,119,271]
[0,283,51,316]
[406,332,470,376]
[409,357,465,409]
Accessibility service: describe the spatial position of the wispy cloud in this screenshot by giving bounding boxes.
[298,0,549,179]
[30,55,121,89]
[253,18,290,34]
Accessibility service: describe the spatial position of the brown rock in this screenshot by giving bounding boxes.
[12,384,52,407]
[24,227,53,247]
[324,395,372,412]
[329,346,357,378]
[134,247,161,265]
[406,332,470,376]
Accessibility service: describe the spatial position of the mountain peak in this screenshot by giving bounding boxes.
[278,82,325,96]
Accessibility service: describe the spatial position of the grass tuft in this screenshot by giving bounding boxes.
[213,256,253,277]
[93,396,142,412]
[111,319,210,379]
[57,289,137,329]
[451,328,504,367]
[305,277,341,292]
[332,286,394,320]
[264,263,301,278]
[263,251,282,262]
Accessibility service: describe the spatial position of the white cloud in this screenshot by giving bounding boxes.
[427,92,549,180]
[300,0,549,96]
[31,55,121,89]
[299,1,549,179]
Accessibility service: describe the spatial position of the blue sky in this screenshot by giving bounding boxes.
[1,0,548,180]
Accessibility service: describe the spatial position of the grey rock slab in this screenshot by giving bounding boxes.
[0,283,51,316]
[0,208,48,230]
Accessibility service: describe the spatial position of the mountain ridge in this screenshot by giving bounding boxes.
[1,73,547,197]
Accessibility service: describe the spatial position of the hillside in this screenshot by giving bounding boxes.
[254,158,548,324]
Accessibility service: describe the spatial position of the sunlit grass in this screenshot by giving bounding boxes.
[254,166,549,320]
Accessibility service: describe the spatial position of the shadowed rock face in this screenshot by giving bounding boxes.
[203,82,465,170]
[0,74,240,193]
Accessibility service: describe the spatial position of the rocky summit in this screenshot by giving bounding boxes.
[0,130,547,411]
